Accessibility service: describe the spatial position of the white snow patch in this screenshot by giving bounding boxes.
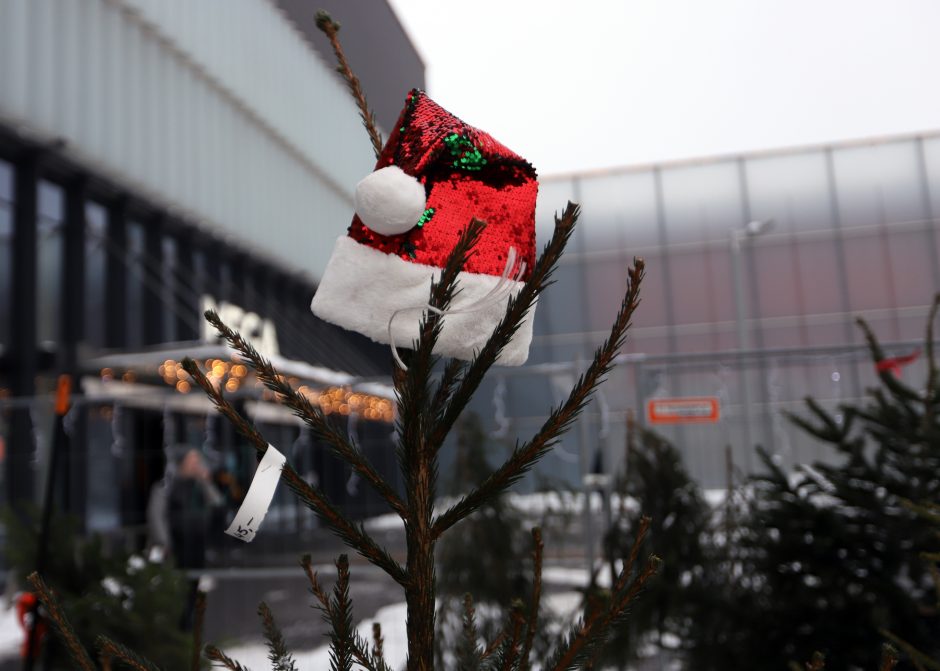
[542,564,615,589]
[363,512,405,532]
[543,591,583,621]
[0,599,24,658]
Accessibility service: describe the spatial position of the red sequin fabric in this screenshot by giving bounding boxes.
[347,90,538,280]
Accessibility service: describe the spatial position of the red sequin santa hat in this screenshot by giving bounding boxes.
[311,89,538,365]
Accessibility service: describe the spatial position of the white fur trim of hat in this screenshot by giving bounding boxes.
[311,236,534,366]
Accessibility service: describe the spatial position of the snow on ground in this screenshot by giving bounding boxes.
[1,600,23,658]
[363,488,734,534]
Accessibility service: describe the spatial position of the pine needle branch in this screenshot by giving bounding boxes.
[518,528,544,671]
[856,316,923,403]
[205,645,252,671]
[329,555,355,671]
[430,203,581,456]
[481,629,508,665]
[191,590,207,671]
[924,293,940,421]
[258,602,298,671]
[433,256,645,538]
[492,604,525,671]
[182,359,407,585]
[301,556,392,671]
[457,594,483,670]
[26,572,96,671]
[314,11,384,160]
[197,315,407,520]
[97,636,162,671]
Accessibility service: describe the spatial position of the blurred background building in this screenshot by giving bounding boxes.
[0,0,937,555]
[0,0,421,554]
[466,132,940,489]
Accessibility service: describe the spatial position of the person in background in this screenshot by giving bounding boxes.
[167,448,224,572]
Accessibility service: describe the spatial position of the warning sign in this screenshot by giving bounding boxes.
[646,397,720,425]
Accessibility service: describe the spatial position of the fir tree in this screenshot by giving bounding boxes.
[688,295,940,670]
[4,507,193,670]
[28,11,655,671]
[595,414,711,666]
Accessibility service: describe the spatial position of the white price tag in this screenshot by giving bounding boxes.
[224,444,286,542]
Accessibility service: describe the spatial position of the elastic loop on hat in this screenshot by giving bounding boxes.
[387,248,526,371]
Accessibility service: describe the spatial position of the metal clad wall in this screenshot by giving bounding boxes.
[0,0,375,278]
[475,132,940,489]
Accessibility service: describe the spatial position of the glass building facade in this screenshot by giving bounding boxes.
[0,0,423,560]
[468,132,940,489]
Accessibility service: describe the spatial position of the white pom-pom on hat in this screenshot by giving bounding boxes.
[354,165,426,236]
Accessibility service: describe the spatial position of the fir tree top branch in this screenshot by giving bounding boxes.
[198,313,407,520]
[518,527,544,671]
[432,257,645,538]
[397,219,485,519]
[301,555,393,671]
[924,292,940,414]
[428,202,580,456]
[457,593,482,669]
[258,602,299,671]
[182,358,407,586]
[330,555,355,671]
[315,11,384,160]
[26,572,97,671]
[856,315,923,403]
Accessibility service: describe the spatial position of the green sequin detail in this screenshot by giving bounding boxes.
[443,133,487,171]
[416,208,435,228]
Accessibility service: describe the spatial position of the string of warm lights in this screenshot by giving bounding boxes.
[97,359,395,423]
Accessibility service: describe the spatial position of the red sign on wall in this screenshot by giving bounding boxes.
[646,397,720,425]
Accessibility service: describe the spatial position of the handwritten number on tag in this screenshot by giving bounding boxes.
[236,517,255,537]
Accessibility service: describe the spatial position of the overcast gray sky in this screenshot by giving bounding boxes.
[387,0,940,175]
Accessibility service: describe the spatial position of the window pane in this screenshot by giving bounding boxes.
[84,202,107,348]
[37,180,64,346]
[0,160,12,350]
[162,235,177,342]
[660,161,743,246]
[577,171,661,252]
[126,222,144,348]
